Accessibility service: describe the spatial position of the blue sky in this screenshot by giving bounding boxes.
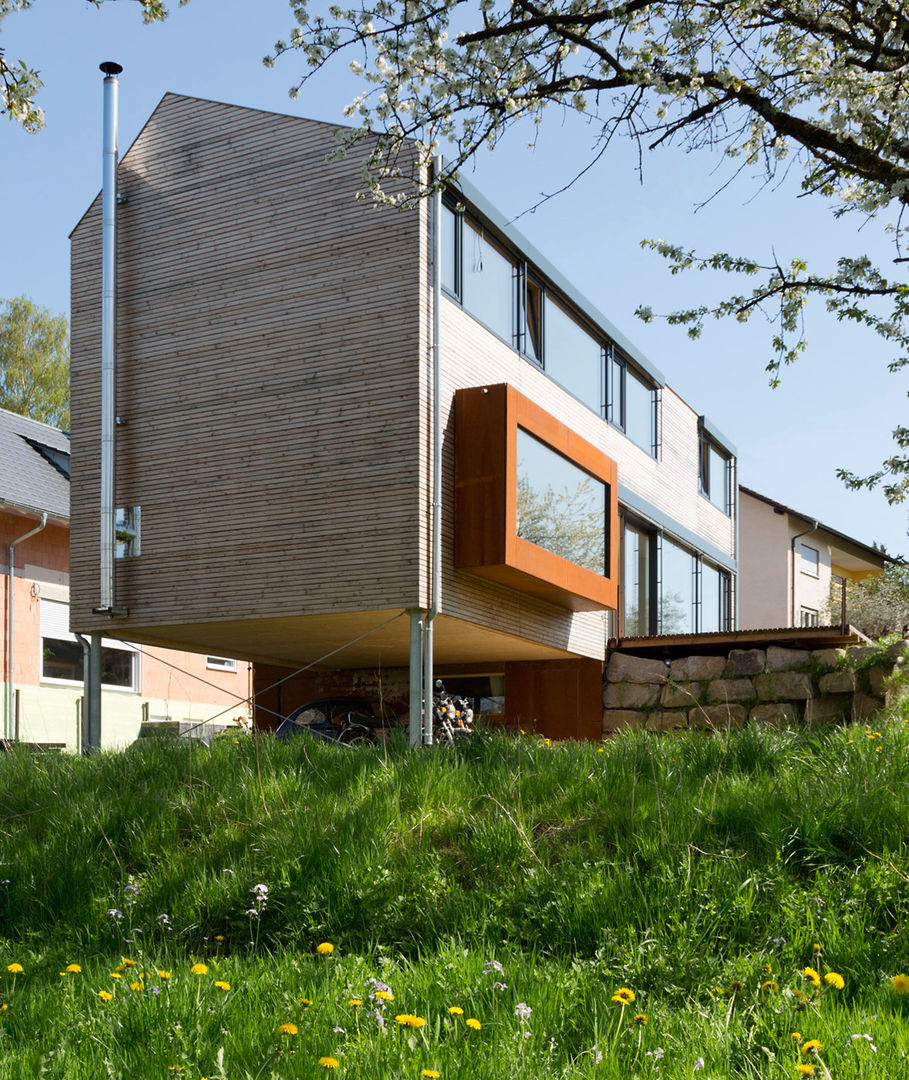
[3,0,907,557]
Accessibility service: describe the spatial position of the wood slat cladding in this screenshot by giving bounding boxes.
[454,384,619,611]
[70,96,426,636]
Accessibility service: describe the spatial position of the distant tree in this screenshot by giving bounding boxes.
[516,473,604,574]
[1,0,188,130]
[0,295,69,428]
[829,562,909,640]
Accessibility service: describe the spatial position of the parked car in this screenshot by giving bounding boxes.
[274,698,400,743]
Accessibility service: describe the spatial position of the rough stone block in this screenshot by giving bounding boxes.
[887,640,909,661]
[766,646,811,672]
[602,709,646,733]
[645,710,688,731]
[866,667,889,697]
[811,648,846,672]
[750,703,799,726]
[706,678,756,704]
[819,670,857,694]
[847,645,891,668]
[754,671,814,701]
[853,692,885,720]
[804,695,851,723]
[670,655,725,681]
[603,681,661,709]
[661,681,706,708]
[689,704,747,729]
[723,649,766,677]
[605,652,669,684]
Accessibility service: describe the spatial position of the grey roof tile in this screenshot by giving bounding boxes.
[0,407,70,520]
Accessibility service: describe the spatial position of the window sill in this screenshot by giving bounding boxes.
[40,678,139,694]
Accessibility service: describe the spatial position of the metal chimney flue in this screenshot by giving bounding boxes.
[96,61,122,615]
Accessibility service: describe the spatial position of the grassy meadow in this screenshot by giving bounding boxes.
[1,711,909,1078]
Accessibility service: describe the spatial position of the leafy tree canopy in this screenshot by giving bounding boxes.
[0,295,69,429]
[265,0,909,501]
[831,560,909,640]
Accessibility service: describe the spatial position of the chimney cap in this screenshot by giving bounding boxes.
[99,61,123,76]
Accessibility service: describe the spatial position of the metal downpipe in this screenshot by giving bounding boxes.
[423,158,444,746]
[98,61,122,615]
[6,513,47,741]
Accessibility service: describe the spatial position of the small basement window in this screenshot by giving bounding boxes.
[206,656,238,672]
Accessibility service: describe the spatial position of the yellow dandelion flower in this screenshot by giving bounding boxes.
[396,1014,414,1025]
[300,997,313,1006]
[612,987,636,1005]
[191,963,209,975]
[466,1018,481,1030]
[122,958,137,967]
[796,1066,814,1076]
[0,1004,7,1012]
[812,943,821,952]
[65,964,82,974]
[892,974,909,993]
[802,967,821,988]
[98,990,113,1002]
[214,935,224,942]
[633,1013,648,1025]
[791,1032,802,1041]
[316,942,334,955]
[597,747,604,753]
[762,963,773,976]
[110,973,121,979]
[375,990,394,1001]
[421,1071,441,1078]
[448,1006,463,1015]
[726,981,743,995]
[409,1016,427,1028]
[761,980,779,993]
[824,972,844,989]
[318,1057,339,1070]
[6,964,23,974]
[214,981,231,991]
[801,1040,823,1056]
[158,970,171,980]
[130,981,145,992]
[277,1022,298,1035]
[349,998,363,1006]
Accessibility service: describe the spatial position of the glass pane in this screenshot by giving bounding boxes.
[42,638,83,681]
[544,298,602,413]
[661,537,694,633]
[623,522,651,636]
[524,278,544,362]
[440,202,458,295]
[700,562,722,633]
[462,219,514,341]
[607,353,623,426]
[801,545,819,575]
[708,444,728,512]
[101,647,134,688]
[625,366,654,453]
[515,428,605,574]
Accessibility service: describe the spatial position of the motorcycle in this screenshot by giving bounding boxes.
[432,680,475,746]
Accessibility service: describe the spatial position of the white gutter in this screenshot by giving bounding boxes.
[422,156,444,746]
[5,513,47,740]
[97,61,122,615]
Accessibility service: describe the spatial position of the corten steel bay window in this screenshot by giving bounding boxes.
[454,384,619,612]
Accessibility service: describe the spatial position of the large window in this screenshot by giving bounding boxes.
[516,428,606,575]
[607,350,657,455]
[620,520,731,637]
[699,432,731,514]
[440,197,659,458]
[40,599,138,689]
[461,218,515,342]
[800,544,820,577]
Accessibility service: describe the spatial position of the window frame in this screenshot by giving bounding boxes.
[800,606,820,627]
[206,656,239,672]
[39,597,140,691]
[698,428,732,515]
[800,544,820,577]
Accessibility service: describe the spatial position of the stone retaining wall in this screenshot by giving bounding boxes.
[603,641,908,733]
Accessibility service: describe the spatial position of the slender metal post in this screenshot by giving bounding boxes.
[98,62,122,613]
[408,609,423,747]
[87,632,103,751]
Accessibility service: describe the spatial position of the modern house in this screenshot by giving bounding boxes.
[738,486,891,630]
[1,407,251,749]
[68,93,738,741]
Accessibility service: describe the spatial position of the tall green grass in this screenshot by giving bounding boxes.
[1,715,908,1077]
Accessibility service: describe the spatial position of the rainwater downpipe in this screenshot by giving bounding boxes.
[790,520,819,627]
[6,513,47,741]
[422,157,444,746]
[97,61,122,616]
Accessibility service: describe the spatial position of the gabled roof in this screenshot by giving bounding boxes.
[739,485,896,569]
[0,408,70,521]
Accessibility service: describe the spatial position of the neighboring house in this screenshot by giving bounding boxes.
[738,486,890,631]
[68,94,737,741]
[1,407,251,749]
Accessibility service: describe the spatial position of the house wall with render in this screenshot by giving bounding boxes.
[2,507,251,750]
